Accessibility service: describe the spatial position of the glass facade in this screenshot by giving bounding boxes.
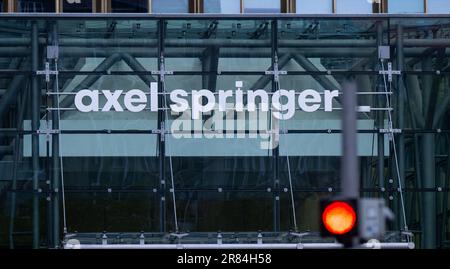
[111,0,148,13]
[63,0,92,13]
[17,0,55,12]
[336,0,373,14]
[0,13,450,249]
[152,0,189,13]
[204,0,241,14]
[296,0,333,14]
[243,0,281,13]
[428,0,450,14]
[388,0,424,13]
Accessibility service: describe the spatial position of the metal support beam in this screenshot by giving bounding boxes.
[422,133,436,249]
[3,47,450,59]
[291,54,340,92]
[396,24,406,230]
[64,242,415,249]
[157,19,166,233]
[201,47,219,91]
[120,52,157,84]
[0,59,29,117]
[8,84,28,249]
[59,53,122,108]
[31,21,40,249]
[50,22,60,249]
[271,20,280,232]
[4,37,450,48]
[250,53,291,91]
[377,21,385,190]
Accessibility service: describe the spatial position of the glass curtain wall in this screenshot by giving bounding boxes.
[0,15,449,249]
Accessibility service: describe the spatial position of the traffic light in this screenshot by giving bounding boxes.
[320,198,358,247]
[320,197,394,248]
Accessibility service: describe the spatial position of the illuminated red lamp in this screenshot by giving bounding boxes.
[322,201,357,235]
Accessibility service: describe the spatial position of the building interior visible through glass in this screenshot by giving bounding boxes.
[0,2,450,250]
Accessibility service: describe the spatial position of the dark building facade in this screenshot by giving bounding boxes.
[0,0,449,250]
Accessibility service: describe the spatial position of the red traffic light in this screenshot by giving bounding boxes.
[322,201,357,235]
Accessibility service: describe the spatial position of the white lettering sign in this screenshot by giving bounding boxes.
[74,81,339,120]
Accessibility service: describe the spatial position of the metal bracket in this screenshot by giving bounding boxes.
[152,122,167,141]
[380,127,402,141]
[151,70,174,76]
[265,53,287,82]
[36,62,59,83]
[265,70,287,82]
[379,128,402,134]
[37,129,60,142]
[379,62,401,82]
[153,56,173,82]
[378,46,390,60]
[47,45,59,60]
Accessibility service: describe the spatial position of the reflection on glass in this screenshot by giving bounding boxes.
[296,0,332,14]
[428,0,450,14]
[63,0,92,13]
[336,0,373,14]
[243,0,280,13]
[18,0,55,12]
[388,0,424,13]
[152,0,189,13]
[204,0,240,13]
[111,0,148,13]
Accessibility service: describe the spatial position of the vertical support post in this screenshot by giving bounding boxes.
[396,23,406,231]
[422,134,436,248]
[157,19,166,233]
[8,77,29,249]
[31,21,40,249]
[376,21,385,190]
[271,19,280,232]
[51,22,60,249]
[341,80,359,199]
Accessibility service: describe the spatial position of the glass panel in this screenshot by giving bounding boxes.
[243,0,280,13]
[168,191,274,231]
[280,192,332,231]
[388,0,424,13]
[18,0,55,12]
[111,0,148,13]
[204,0,241,13]
[67,192,160,232]
[152,0,189,13]
[63,0,92,13]
[428,0,450,14]
[336,0,373,14]
[296,0,332,14]
[0,16,449,248]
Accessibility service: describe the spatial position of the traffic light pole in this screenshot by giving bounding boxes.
[341,80,359,199]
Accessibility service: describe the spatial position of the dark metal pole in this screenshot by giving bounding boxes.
[158,19,166,233]
[422,134,436,249]
[396,24,406,231]
[51,22,60,249]
[31,21,40,249]
[271,19,280,232]
[376,21,385,190]
[9,86,28,249]
[341,80,359,198]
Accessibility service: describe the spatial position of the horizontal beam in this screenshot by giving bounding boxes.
[2,47,449,58]
[1,38,450,48]
[64,242,415,249]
